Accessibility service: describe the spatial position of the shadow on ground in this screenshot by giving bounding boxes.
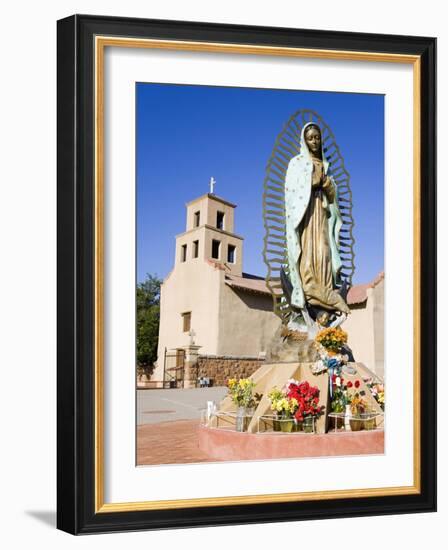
[26,510,56,528]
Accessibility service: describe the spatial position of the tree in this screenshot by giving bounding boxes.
[136,274,162,375]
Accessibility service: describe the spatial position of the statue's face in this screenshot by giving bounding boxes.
[305,126,321,155]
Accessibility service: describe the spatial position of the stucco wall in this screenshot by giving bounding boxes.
[204,198,235,233]
[175,223,243,276]
[202,227,243,276]
[153,261,222,381]
[343,278,384,378]
[175,226,207,264]
[217,283,281,356]
[372,279,385,378]
[343,305,375,371]
[186,194,235,234]
[186,199,205,232]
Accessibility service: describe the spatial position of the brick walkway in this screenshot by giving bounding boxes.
[137,419,220,465]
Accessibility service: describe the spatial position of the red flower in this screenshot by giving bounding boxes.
[288,381,322,418]
[347,381,353,388]
[354,380,360,388]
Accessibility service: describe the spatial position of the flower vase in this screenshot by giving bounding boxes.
[280,417,295,433]
[344,405,352,431]
[303,417,314,433]
[363,414,376,431]
[349,415,363,431]
[244,407,255,431]
[273,417,281,432]
[235,406,246,432]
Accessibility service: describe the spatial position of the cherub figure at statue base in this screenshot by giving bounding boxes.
[266,323,319,363]
[272,302,354,367]
[286,305,347,340]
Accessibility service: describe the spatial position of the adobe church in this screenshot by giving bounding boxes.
[152,186,384,384]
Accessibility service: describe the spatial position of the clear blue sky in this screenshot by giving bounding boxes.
[137,83,384,285]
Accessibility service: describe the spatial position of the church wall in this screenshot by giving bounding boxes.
[175,224,243,276]
[202,229,243,276]
[343,304,375,372]
[216,284,281,357]
[205,198,235,232]
[175,226,207,264]
[343,278,384,378]
[152,261,222,381]
[186,200,204,232]
[372,279,385,379]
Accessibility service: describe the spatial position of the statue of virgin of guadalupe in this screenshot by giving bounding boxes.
[284,122,350,332]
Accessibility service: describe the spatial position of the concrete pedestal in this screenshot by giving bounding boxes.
[215,361,384,434]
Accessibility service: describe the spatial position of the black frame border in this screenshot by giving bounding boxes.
[57,14,436,535]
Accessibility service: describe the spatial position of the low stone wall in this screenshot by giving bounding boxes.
[194,355,265,387]
[198,426,385,460]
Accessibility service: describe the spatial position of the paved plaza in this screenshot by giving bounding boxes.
[137,387,227,465]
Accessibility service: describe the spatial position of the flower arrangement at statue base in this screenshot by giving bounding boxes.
[227,378,256,432]
[328,374,381,432]
[315,326,348,356]
[312,327,349,396]
[349,384,382,430]
[267,388,296,432]
[312,327,385,432]
[315,326,354,423]
[328,372,348,430]
[268,380,324,434]
[364,377,385,411]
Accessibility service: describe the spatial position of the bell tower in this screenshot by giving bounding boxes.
[174,181,243,276]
